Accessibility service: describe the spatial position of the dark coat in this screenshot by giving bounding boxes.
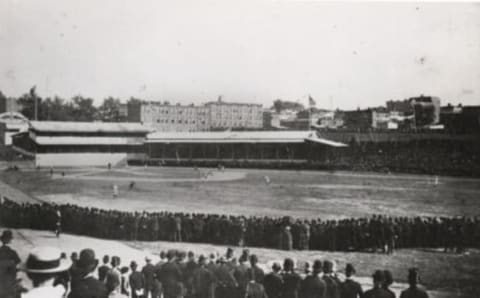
[340,279,363,298]
[281,272,302,298]
[68,276,108,298]
[322,276,340,298]
[301,275,327,298]
[263,272,283,298]
[97,265,110,282]
[364,288,394,298]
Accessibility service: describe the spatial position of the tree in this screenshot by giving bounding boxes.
[271,99,304,113]
[70,95,97,121]
[98,97,125,122]
[18,87,46,120]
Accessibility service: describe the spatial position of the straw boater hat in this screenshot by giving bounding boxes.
[25,247,72,274]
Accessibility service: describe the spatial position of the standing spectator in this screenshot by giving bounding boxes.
[129,261,145,298]
[107,256,122,294]
[193,255,215,298]
[22,246,72,298]
[301,260,327,298]
[120,267,130,296]
[55,206,62,237]
[247,255,264,283]
[400,268,429,298]
[0,230,21,298]
[281,258,302,298]
[245,280,268,298]
[282,226,293,251]
[68,248,108,298]
[99,255,111,283]
[340,264,363,298]
[322,261,340,298]
[263,262,283,298]
[382,270,395,298]
[142,257,156,298]
[363,271,391,298]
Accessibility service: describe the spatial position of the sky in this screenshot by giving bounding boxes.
[0,0,479,110]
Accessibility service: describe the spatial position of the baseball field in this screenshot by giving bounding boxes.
[1,165,479,297]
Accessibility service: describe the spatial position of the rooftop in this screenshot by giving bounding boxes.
[29,121,153,134]
[147,130,347,147]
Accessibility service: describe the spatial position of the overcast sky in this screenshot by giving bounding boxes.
[1,1,479,109]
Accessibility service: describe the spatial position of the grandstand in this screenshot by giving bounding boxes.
[11,121,152,167]
[145,130,347,165]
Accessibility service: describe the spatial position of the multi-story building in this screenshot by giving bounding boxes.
[410,95,441,127]
[205,99,263,130]
[128,99,263,132]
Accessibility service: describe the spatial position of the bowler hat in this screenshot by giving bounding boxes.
[77,249,98,270]
[0,230,13,242]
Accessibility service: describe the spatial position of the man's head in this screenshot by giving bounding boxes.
[372,270,385,288]
[188,251,195,260]
[226,247,234,258]
[77,249,99,274]
[283,258,294,272]
[0,230,13,245]
[159,251,166,260]
[111,256,121,268]
[70,252,78,263]
[322,260,333,274]
[102,255,110,265]
[383,270,393,288]
[345,263,356,278]
[130,261,138,271]
[312,260,322,275]
[408,268,419,287]
[249,254,258,266]
[271,262,281,273]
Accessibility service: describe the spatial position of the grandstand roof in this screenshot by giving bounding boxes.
[33,136,145,145]
[147,130,347,147]
[29,121,152,134]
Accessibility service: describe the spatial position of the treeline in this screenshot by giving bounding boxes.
[0,88,141,122]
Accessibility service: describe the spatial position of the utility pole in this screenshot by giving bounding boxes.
[30,85,37,120]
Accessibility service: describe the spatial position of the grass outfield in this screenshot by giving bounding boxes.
[2,166,479,218]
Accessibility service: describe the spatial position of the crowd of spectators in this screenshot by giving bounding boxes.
[0,228,429,298]
[1,198,478,254]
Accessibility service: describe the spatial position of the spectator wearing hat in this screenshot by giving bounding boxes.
[340,264,363,298]
[322,260,340,298]
[364,270,391,298]
[399,268,429,298]
[68,248,108,298]
[263,262,283,298]
[107,256,122,294]
[0,230,21,298]
[142,256,156,298]
[129,261,145,298]
[193,255,215,298]
[300,260,327,298]
[247,254,264,284]
[98,255,111,283]
[281,258,302,298]
[158,250,184,298]
[22,246,72,298]
[232,253,249,298]
[382,270,395,298]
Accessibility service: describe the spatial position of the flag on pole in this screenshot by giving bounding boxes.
[308,95,316,107]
